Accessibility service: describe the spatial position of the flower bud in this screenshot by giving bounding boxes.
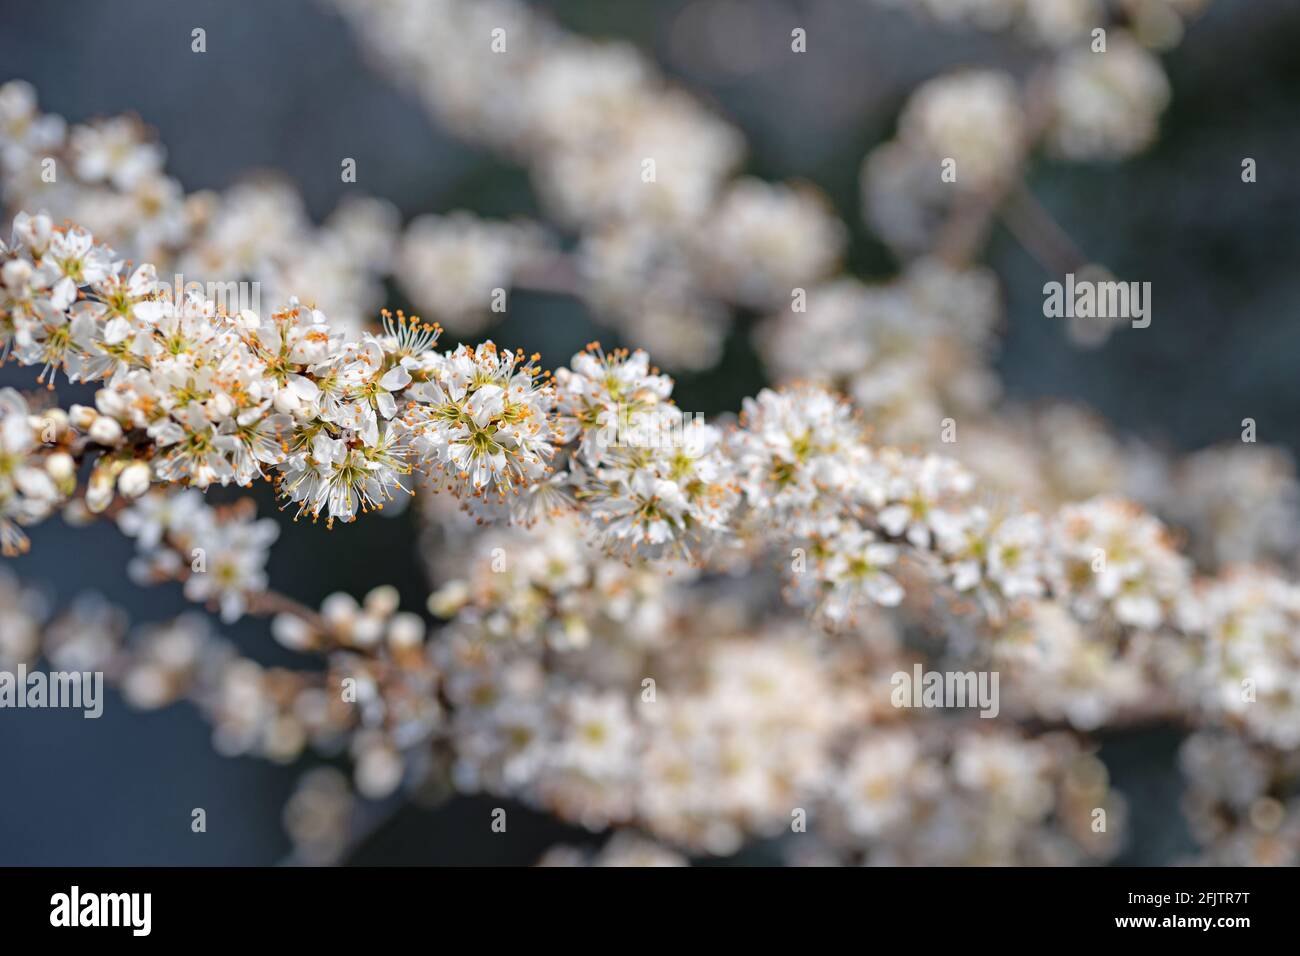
[118,461,153,499]
[387,613,425,651]
[321,593,359,630]
[45,451,76,483]
[350,616,384,649]
[364,584,400,617]
[272,614,316,651]
[355,745,403,799]
[427,580,469,618]
[1,258,32,288]
[69,404,98,431]
[89,416,124,446]
[85,463,118,513]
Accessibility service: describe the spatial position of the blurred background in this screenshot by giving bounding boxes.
[0,0,1297,864]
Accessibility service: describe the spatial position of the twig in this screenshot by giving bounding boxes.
[998,183,1091,277]
[246,588,329,633]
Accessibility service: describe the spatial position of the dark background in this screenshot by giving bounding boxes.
[1,0,1297,865]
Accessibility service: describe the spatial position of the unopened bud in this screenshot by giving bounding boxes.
[118,460,153,498]
[2,258,33,288]
[271,614,316,651]
[364,585,401,617]
[69,404,98,431]
[350,616,384,649]
[45,451,75,482]
[88,416,124,445]
[428,580,469,618]
[85,464,118,513]
[387,612,425,651]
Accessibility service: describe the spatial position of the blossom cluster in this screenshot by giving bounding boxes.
[7,208,1294,767]
[5,322,1297,862]
[6,550,1150,865]
[0,81,399,339]
[862,37,1169,262]
[0,387,77,554]
[328,0,848,368]
[0,211,561,531]
[875,0,1207,51]
[6,0,1296,869]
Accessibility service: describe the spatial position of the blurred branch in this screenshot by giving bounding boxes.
[513,252,585,298]
[999,183,1091,276]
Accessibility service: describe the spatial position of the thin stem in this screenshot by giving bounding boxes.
[75,476,330,634]
[998,183,1091,277]
[245,587,329,632]
[933,63,1061,270]
[935,190,1006,268]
